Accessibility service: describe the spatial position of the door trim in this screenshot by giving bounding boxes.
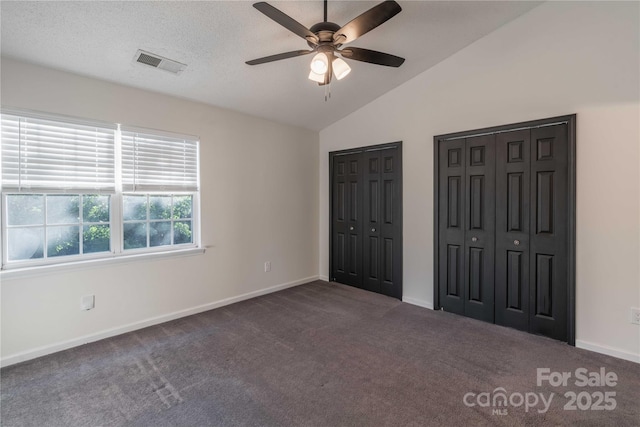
[329,141,403,298]
[433,115,576,345]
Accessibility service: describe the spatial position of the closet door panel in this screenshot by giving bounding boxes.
[463,135,495,322]
[495,130,531,331]
[529,125,568,341]
[332,153,362,287]
[363,152,382,294]
[438,140,465,314]
[363,147,402,299]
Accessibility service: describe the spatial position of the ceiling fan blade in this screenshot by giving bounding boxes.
[246,50,314,65]
[253,2,318,45]
[340,47,405,67]
[333,1,401,45]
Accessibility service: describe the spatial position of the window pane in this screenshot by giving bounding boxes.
[7,195,44,226]
[83,225,110,254]
[8,227,44,260]
[174,221,192,244]
[123,222,147,249]
[47,195,80,225]
[150,196,171,220]
[123,195,147,221]
[83,195,110,223]
[150,221,171,247]
[173,195,192,219]
[47,226,80,257]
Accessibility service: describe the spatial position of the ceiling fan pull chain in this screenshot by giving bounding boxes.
[324,81,332,102]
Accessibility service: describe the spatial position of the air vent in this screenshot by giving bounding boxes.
[134,50,187,75]
[137,52,162,67]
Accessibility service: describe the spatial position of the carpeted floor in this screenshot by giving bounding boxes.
[1,280,639,426]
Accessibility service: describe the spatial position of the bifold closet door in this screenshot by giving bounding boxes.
[463,135,496,322]
[437,116,573,342]
[495,125,568,341]
[331,145,403,298]
[495,130,531,331]
[331,153,362,287]
[438,135,495,321]
[438,139,466,315]
[528,124,568,341]
[362,148,402,299]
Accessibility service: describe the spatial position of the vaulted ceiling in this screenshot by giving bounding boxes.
[1,1,541,131]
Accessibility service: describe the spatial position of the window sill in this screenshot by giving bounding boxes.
[0,247,206,280]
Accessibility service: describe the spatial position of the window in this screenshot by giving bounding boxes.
[119,128,198,252]
[1,110,200,270]
[5,194,111,261]
[122,194,193,250]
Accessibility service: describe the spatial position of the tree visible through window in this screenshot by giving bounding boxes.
[122,194,193,250]
[6,194,111,261]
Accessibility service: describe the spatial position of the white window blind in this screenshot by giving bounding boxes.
[1,114,116,192]
[121,128,199,192]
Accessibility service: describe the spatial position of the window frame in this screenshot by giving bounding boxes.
[0,109,201,272]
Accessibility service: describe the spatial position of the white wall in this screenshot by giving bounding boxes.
[320,1,640,362]
[1,58,319,365]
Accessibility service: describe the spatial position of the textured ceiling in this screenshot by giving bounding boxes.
[1,1,541,131]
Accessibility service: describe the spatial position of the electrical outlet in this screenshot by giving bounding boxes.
[631,307,640,325]
[81,295,95,311]
[264,261,271,273]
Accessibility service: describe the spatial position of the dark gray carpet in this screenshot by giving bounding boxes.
[1,281,639,426]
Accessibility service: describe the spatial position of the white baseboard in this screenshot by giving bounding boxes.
[1,275,319,368]
[319,275,329,282]
[576,340,640,364]
[402,296,434,310]
[9,280,636,367]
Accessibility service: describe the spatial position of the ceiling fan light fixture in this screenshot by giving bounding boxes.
[247,0,405,93]
[332,57,351,80]
[308,70,326,83]
[310,52,329,74]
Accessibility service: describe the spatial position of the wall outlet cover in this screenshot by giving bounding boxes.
[81,295,95,311]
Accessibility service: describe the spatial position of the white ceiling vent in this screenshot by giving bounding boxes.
[134,50,186,74]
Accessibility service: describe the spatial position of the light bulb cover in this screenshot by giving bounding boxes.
[310,52,329,74]
[308,70,325,83]
[332,57,351,80]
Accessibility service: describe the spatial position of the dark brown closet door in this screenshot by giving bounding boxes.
[436,115,574,343]
[438,139,466,315]
[331,144,403,298]
[529,124,568,341]
[439,136,495,320]
[331,153,362,287]
[495,129,531,331]
[363,147,402,299]
[463,135,496,322]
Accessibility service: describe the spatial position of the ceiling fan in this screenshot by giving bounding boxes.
[246,0,405,86]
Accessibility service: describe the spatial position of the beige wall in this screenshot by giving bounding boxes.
[319,1,639,362]
[1,58,320,365]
